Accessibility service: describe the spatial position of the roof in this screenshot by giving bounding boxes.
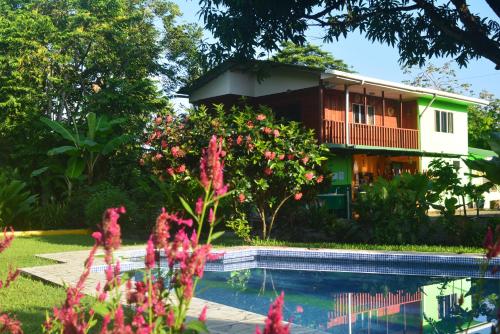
[179,59,489,106]
[178,59,322,95]
[468,147,498,159]
[323,70,489,106]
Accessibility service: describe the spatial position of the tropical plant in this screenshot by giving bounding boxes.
[41,112,129,195]
[0,172,37,228]
[144,104,329,240]
[426,159,463,217]
[465,132,500,185]
[355,173,432,244]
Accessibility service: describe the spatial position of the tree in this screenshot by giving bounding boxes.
[144,104,329,240]
[199,0,500,69]
[271,41,353,72]
[468,92,500,150]
[0,0,204,180]
[465,132,500,185]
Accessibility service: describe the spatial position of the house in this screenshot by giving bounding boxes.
[179,60,489,215]
[468,147,500,209]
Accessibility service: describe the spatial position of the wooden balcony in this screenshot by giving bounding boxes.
[322,120,419,150]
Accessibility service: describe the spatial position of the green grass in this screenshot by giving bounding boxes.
[214,235,485,254]
[0,234,138,333]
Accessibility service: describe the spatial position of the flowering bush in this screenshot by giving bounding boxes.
[0,137,290,333]
[144,104,329,239]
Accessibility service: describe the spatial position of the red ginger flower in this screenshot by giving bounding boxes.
[0,228,14,254]
[264,167,273,176]
[200,135,226,192]
[145,237,156,270]
[484,226,500,259]
[95,207,125,264]
[256,114,266,121]
[256,292,290,334]
[0,314,23,334]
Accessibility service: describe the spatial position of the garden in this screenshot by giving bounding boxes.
[1,0,500,333]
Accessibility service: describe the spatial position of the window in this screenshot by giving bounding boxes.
[353,104,375,125]
[435,110,454,133]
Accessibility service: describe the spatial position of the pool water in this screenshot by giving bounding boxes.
[195,269,496,334]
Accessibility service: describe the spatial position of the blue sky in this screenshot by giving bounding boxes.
[173,0,500,98]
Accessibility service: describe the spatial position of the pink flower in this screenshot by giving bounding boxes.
[0,314,23,334]
[264,167,273,176]
[139,158,145,166]
[296,305,304,313]
[287,154,294,160]
[262,127,272,135]
[145,237,155,270]
[273,129,280,137]
[155,116,162,125]
[195,197,204,215]
[199,306,208,322]
[264,151,276,160]
[238,193,246,203]
[166,115,173,123]
[167,310,175,327]
[256,292,290,334]
[161,140,167,149]
[294,193,303,200]
[166,167,175,176]
[305,172,314,181]
[316,175,324,183]
[256,114,266,121]
[200,136,225,192]
[176,164,186,173]
[154,153,163,161]
[236,135,243,145]
[301,156,309,164]
[247,121,254,128]
[171,146,184,158]
[278,154,285,161]
[208,208,215,225]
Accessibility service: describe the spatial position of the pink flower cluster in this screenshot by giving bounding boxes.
[255,292,290,334]
[200,135,227,196]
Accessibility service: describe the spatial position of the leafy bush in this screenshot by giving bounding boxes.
[0,171,37,228]
[29,203,71,231]
[355,173,431,244]
[84,184,138,234]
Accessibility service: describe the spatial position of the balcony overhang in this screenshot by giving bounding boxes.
[327,144,465,158]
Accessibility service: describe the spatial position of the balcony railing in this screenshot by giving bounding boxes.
[322,120,419,150]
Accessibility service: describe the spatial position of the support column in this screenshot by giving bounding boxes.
[382,91,385,127]
[319,81,324,143]
[345,84,350,145]
[399,94,403,128]
[363,87,367,124]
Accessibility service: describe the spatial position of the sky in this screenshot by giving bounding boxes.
[173,0,500,98]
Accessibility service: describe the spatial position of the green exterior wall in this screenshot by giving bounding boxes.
[326,154,352,186]
[417,97,470,113]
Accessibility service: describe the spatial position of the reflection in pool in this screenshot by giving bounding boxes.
[195,269,494,333]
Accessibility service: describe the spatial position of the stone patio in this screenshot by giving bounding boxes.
[21,247,321,334]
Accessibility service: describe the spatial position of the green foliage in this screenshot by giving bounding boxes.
[271,41,352,72]
[29,203,70,231]
[144,104,329,239]
[84,184,138,232]
[355,173,431,244]
[199,0,500,69]
[41,112,129,191]
[465,132,500,185]
[226,213,252,242]
[468,93,500,150]
[0,171,37,228]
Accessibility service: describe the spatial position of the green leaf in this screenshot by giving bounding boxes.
[65,157,85,179]
[31,167,49,177]
[87,112,97,139]
[179,196,196,218]
[101,135,129,155]
[81,139,98,148]
[92,303,109,317]
[40,117,76,144]
[210,230,225,241]
[185,320,209,333]
[47,146,78,156]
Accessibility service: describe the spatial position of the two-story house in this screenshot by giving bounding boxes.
[179,60,488,214]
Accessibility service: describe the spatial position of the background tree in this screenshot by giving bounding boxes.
[271,41,353,72]
[199,0,500,69]
[468,92,500,150]
[144,104,329,240]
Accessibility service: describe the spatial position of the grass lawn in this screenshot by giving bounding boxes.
[0,234,138,333]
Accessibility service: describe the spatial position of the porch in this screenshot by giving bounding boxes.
[322,120,419,150]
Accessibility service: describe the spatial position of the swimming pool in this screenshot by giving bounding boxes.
[96,248,500,333]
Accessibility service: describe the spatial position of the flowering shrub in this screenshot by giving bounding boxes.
[144,104,329,239]
[0,228,22,333]
[0,137,290,333]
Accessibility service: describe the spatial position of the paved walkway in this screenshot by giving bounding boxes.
[21,247,319,334]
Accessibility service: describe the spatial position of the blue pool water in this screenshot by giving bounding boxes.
[195,269,496,334]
